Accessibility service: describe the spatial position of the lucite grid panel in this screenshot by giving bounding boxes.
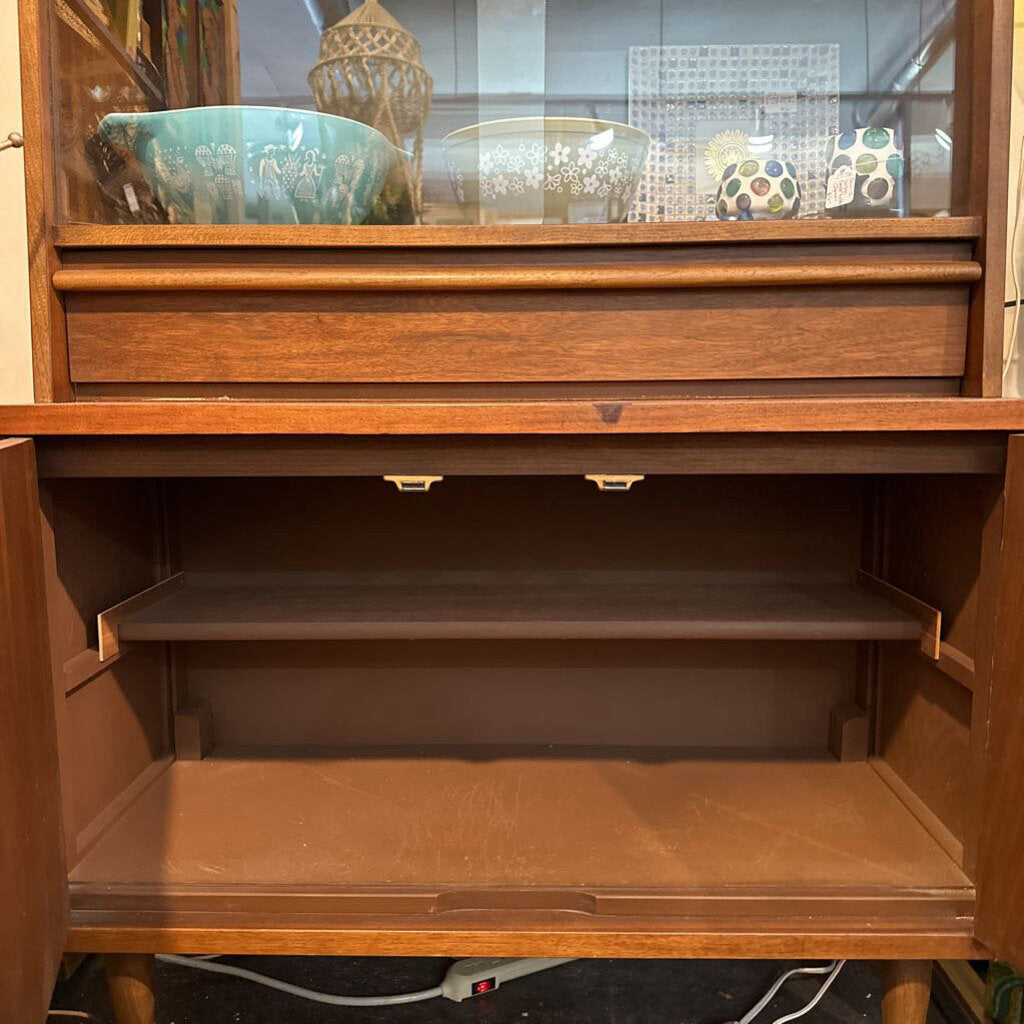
[628,44,840,222]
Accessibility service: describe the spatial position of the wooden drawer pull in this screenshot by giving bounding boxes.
[52,260,982,293]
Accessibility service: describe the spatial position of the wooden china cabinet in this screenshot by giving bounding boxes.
[3,1,1023,1022]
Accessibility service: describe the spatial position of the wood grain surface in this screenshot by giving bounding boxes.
[0,439,68,1023]
[51,216,984,249]
[32,433,1009,479]
[881,960,933,1024]
[18,0,72,401]
[4,398,1024,435]
[105,953,155,1024]
[52,261,982,292]
[64,285,969,385]
[65,921,985,960]
[974,435,1024,964]
[959,0,1013,396]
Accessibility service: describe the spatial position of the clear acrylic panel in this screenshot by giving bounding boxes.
[50,0,960,227]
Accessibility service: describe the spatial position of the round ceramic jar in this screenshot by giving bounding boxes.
[825,127,904,214]
[715,158,800,220]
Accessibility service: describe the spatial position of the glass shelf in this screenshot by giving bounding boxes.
[50,0,962,231]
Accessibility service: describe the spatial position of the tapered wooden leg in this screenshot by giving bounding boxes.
[105,954,155,1024]
[881,960,932,1024]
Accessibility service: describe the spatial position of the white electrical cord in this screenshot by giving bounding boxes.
[155,954,443,1007]
[159,952,844,1017]
[733,959,847,1024]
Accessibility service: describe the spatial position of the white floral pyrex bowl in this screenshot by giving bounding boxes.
[442,117,650,225]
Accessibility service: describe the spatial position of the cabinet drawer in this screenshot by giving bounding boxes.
[56,243,978,391]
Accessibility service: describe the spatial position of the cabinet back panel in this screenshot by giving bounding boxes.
[174,475,863,580]
[173,476,864,750]
[185,639,855,750]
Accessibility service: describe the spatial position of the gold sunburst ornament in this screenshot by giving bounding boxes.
[704,130,750,182]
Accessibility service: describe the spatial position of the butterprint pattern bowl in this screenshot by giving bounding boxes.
[97,105,409,225]
[442,116,650,225]
[715,158,801,220]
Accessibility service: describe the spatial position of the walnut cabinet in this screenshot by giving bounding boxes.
[3,0,1023,1022]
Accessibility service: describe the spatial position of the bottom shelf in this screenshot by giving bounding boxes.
[71,748,971,913]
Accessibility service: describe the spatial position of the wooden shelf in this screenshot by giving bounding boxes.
[69,749,971,909]
[106,579,922,646]
[52,216,983,249]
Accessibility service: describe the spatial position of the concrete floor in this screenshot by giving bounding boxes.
[50,956,952,1024]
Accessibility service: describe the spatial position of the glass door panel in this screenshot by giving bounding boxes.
[49,0,961,228]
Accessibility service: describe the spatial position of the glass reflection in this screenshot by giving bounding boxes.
[52,0,960,226]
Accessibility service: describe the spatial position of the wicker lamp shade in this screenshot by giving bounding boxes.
[308,0,432,216]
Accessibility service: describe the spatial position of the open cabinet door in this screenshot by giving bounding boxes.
[975,433,1024,964]
[0,439,69,1021]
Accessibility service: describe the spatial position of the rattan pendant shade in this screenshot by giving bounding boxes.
[308,0,432,217]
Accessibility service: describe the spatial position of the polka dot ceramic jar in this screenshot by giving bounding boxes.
[825,127,904,215]
[715,158,801,221]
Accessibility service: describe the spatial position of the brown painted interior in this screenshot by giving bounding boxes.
[38,471,989,928]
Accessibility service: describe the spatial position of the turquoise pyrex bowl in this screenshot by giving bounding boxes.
[97,105,409,225]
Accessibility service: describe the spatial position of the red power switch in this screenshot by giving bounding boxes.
[472,978,497,996]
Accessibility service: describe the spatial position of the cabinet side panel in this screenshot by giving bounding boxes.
[876,645,971,853]
[17,0,72,401]
[874,476,993,861]
[66,649,168,835]
[43,479,171,864]
[959,0,1013,396]
[0,439,68,1021]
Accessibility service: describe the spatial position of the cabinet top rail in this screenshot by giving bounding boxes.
[3,398,1024,436]
[53,218,984,251]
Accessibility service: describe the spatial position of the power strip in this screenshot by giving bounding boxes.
[440,957,577,1001]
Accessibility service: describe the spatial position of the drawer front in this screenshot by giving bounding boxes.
[57,243,978,389]
[65,284,969,385]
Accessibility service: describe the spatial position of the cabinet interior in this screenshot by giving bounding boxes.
[43,472,990,922]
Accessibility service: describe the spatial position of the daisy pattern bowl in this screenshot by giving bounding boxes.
[97,105,410,225]
[442,116,650,225]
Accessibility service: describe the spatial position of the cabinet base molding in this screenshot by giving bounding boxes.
[69,923,984,960]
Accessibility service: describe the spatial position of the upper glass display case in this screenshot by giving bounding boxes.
[50,0,961,228]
